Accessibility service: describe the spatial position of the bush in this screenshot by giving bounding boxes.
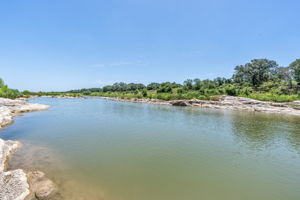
[141,89,147,97]
[225,85,237,96]
[0,80,22,99]
[239,87,253,96]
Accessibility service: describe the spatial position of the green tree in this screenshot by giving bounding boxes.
[147,82,160,90]
[289,59,300,87]
[183,79,193,90]
[233,59,278,87]
[274,67,293,89]
[22,90,31,95]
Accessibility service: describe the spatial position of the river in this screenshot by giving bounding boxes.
[1,97,300,200]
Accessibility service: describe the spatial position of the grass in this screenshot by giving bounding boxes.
[240,93,300,102]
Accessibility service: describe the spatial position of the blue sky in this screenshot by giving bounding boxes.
[1,0,300,91]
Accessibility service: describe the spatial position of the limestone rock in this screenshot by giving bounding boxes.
[0,139,20,171]
[0,139,29,200]
[27,171,59,200]
[102,95,300,116]
[0,98,49,129]
[170,100,190,106]
[0,169,30,200]
[0,98,50,200]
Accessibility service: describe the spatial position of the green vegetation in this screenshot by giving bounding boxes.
[0,78,22,99]
[26,58,300,102]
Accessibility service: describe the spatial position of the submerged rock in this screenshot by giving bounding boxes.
[27,171,60,200]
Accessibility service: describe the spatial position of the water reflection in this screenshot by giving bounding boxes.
[231,111,300,153]
[286,123,300,154]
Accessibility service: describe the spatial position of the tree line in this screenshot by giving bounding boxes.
[3,58,300,102]
[60,58,300,102]
[0,78,22,99]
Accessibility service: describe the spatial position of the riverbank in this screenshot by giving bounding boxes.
[101,95,300,116]
[0,98,57,200]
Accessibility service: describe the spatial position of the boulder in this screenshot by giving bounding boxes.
[170,100,190,106]
[0,98,51,200]
[0,169,30,200]
[0,139,29,200]
[27,171,60,200]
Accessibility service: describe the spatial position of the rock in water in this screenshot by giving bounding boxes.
[0,98,51,200]
[0,139,20,172]
[27,171,60,200]
[0,97,49,129]
[0,170,30,200]
[170,100,190,106]
[0,138,30,200]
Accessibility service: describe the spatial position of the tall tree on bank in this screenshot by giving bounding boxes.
[289,59,300,87]
[233,59,278,87]
[274,67,293,88]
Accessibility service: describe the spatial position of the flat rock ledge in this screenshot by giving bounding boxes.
[0,98,49,129]
[0,98,54,200]
[102,96,300,116]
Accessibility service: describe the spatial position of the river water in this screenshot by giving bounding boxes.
[1,97,300,200]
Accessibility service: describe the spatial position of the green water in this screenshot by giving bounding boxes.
[1,97,300,200]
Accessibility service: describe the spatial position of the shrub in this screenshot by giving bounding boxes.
[225,85,237,96]
[141,89,147,97]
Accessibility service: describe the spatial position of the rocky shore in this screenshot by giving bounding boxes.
[0,98,57,200]
[102,95,300,116]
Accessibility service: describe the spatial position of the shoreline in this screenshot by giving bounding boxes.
[100,95,300,116]
[0,98,58,200]
[36,94,300,116]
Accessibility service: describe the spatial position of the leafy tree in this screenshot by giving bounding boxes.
[0,78,21,99]
[147,82,160,90]
[183,79,193,90]
[214,77,227,86]
[289,59,300,86]
[274,67,293,88]
[233,59,278,87]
